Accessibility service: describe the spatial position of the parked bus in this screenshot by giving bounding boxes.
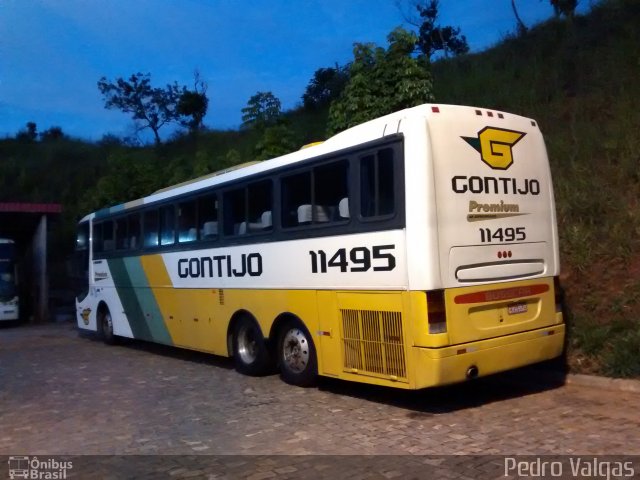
[75,104,564,389]
[0,238,19,322]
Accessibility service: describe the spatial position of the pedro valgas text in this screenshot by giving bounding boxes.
[504,457,635,479]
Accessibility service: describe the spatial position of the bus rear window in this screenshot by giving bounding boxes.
[360,148,395,218]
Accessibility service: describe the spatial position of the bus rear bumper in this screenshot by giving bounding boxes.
[413,324,565,389]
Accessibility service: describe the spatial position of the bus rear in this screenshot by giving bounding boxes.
[0,239,19,322]
[413,105,564,386]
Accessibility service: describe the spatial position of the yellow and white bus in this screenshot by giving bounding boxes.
[75,104,564,389]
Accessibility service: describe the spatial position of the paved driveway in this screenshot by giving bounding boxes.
[1,323,638,478]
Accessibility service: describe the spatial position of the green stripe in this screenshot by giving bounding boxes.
[123,257,172,344]
[108,257,172,344]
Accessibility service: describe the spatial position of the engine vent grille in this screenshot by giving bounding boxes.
[340,309,407,381]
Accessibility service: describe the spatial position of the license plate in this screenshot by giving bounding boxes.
[507,303,528,315]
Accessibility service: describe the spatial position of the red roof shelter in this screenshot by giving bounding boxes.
[0,202,63,322]
[0,202,62,214]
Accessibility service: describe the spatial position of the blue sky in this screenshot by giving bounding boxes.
[0,1,590,142]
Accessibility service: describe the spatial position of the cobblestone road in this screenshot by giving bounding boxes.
[1,323,638,478]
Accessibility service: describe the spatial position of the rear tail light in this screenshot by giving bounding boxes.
[427,290,447,334]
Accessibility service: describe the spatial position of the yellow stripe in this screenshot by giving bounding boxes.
[139,255,180,343]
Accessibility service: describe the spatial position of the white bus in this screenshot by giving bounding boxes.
[76,104,564,389]
[0,238,19,322]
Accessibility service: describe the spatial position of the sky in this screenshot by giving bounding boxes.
[0,0,592,142]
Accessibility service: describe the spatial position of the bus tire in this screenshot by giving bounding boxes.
[98,307,117,345]
[277,319,317,387]
[233,316,272,376]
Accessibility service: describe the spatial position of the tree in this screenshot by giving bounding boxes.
[16,122,38,141]
[97,73,184,145]
[550,0,578,19]
[177,71,209,133]
[302,65,349,109]
[241,91,282,129]
[327,28,434,135]
[415,1,469,60]
[511,0,528,35]
[39,126,65,142]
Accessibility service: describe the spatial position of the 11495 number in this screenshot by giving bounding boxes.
[479,227,526,243]
[309,245,396,273]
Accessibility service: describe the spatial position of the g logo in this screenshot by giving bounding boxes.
[81,308,91,325]
[462,127,526,170]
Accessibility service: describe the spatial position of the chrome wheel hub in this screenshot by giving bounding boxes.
[237,324,258,364]
[282,328,309,373]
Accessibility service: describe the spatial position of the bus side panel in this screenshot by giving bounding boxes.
[316,291,414,387]
[316,290,344,379]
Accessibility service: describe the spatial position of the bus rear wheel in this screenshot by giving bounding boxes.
[233,316,272,376]
[98,307,117,345]
[278,319,317,387]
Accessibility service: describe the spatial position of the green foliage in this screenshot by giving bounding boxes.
[176,72,209,133]
[241,91,282,129]
[302,65,349,110]
[327,27,434,135]
[254,123,297,161]
[85,150,163,210]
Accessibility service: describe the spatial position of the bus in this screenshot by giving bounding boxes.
[0,238,19,322]
[75,104,564,389]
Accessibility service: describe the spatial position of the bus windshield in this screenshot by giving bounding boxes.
[0,243,16,299]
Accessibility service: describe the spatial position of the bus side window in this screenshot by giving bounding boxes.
[360,148,395,218]
[281,172,311,227]
[143,210,159,248]
[223,188,245,236]
[160,205,175,246]
[115,217,128,250]
[93,222,104,253]
[315,160,349,222]
[178,200,197,243]
[102,220,115,251]
[198,194,218,240]
[248,180,272,232]
[128,213,141,250]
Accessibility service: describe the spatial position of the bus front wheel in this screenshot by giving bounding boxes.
[233,316,272,376]
[98,307,117,345]
[278,319,317,387]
